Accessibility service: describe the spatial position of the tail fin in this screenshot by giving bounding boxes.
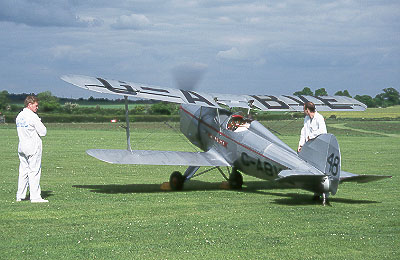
[298,134,341,195]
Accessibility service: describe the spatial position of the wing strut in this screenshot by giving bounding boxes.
[124,96,132,151]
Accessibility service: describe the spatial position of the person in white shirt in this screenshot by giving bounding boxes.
[297,102,327,153]
[16,96,48,203]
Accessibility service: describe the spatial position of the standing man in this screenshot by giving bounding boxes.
[297,101,327,153]
[16,96,48,203]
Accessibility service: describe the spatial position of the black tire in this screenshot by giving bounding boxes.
[170,171,184,191]
[229,168,243,189]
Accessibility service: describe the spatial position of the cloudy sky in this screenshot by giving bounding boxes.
[0,0,399,99]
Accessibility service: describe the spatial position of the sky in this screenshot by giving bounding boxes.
[0,0,399,99]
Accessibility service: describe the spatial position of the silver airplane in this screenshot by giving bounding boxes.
[62,75,391,205]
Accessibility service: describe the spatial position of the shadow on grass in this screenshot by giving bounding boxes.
[252,192,378,206]
[73,180,234,194]
[73,180,378,206]
[40,190,54,199]
[73,180,284,195]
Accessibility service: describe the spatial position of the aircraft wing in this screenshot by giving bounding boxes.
[61,74,367,111]
[86,149,230,167]
[339,171,392,183]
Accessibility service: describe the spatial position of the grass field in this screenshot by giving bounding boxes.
[0,119,399,259]
[320,105,400,119]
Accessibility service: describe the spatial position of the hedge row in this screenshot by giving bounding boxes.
[0,111,332,123]
[3,113,180,123]
[4,112,302,123]
[3,112,398,124]
[254,112,304,120]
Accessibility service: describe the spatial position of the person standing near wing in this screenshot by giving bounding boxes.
[16,96,48,203]
[297,101,327,153]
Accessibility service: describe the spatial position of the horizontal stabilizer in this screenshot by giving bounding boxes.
[340,171,392,183]
[276,170,325,193]
[86,149,230,167]
[277,169,324,179]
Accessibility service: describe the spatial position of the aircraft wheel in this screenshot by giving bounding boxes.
[229,168,243,189]
[170,171,184,191]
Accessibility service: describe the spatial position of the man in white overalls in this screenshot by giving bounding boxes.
[297,101,327,153]
[16,96,48,203]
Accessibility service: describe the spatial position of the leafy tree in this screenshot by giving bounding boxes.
[372,88,399,107]
[374,93,386,107]
[293,87,313,96]
[37,91,61,112]
[63,102,79,114]
[382,88,399,106]
[0,90,10,110]
[314,88,328,96]
[334,90,352,97]
[151,102,172,115]
[354,95,376,108]
[132,105,148,115]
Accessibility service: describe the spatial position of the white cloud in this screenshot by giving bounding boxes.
[0,0,100,27]
[111,14,151,30]
[217,47,246,60]
[50,45,92,61]
[0,0,398,97]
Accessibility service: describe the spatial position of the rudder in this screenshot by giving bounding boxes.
[298,134,341,195]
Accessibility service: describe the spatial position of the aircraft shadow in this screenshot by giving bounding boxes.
[73,180,283,194]
[252,192,378,206]
[73,180,378,205]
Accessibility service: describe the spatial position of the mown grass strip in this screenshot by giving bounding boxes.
[0,120,398,259]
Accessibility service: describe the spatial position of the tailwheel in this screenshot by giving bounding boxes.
[228,168,243,189]
[170,171,185,191]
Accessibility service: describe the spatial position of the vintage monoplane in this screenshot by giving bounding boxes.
[61,75,391,205]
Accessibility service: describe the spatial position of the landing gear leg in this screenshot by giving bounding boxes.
[228,168,243,189]
[322,193,331,206]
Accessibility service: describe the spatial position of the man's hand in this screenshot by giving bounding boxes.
[297,145,302,153]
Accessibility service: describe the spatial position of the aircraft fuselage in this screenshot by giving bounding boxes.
[180,105,315,181]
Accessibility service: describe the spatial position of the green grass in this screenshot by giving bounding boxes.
[321,105,400,119]
[0,120,399,259]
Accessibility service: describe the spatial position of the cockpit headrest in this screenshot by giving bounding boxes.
[231,114,244,119]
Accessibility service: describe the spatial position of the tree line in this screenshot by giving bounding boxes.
[0,91,177,115]
[0,87,399,115]
[293,87,399,108]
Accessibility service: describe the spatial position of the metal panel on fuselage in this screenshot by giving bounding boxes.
[180,105,202,149]
[232,130,288,180]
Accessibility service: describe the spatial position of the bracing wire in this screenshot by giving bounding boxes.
[163,121,200,152]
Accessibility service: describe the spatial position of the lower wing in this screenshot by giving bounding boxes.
[86,149,230,167]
